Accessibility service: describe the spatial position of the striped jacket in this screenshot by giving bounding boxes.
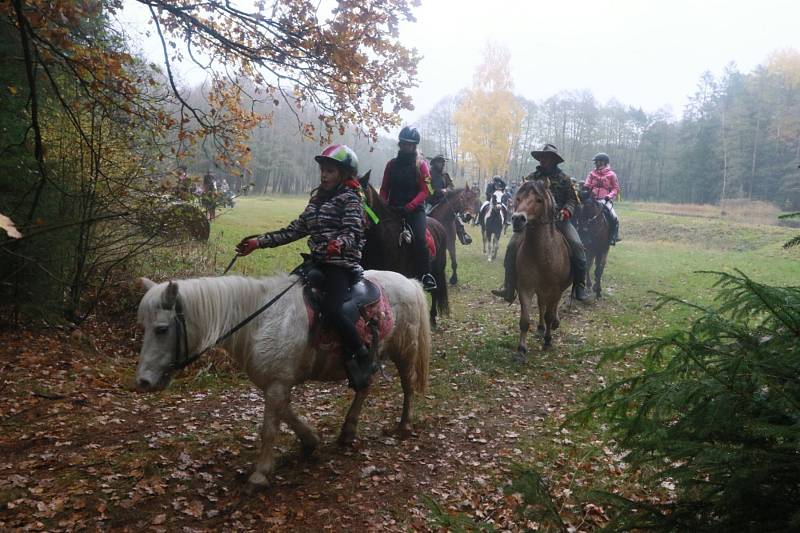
[257,182,364,271]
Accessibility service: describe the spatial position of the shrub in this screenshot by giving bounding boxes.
[577,271,800,531]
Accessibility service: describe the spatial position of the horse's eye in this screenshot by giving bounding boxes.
[154,325,169,335]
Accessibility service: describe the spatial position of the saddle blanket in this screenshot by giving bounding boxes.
[304,281,394,354]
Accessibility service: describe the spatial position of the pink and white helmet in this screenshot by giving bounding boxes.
[314,144,359,174]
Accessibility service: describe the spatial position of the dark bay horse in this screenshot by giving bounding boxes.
[511,180,572,354]
[428,186,478,285]
[576,190,611,298]
[359,173,450,326]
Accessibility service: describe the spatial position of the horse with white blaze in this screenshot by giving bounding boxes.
[135,270,431,487]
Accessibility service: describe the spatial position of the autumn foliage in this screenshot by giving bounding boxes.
[454,42,522,179]
[0,0,421,321]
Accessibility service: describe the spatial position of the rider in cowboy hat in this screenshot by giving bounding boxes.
[426,154,455,207]
[491,143,589,302]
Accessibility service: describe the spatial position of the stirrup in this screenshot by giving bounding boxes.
[421,273,437,291]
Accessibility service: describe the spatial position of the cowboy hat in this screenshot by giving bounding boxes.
[530,143,564,164]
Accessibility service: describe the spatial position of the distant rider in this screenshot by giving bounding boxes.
[584,152,621,244]
[380,127,437,291]
[235,145,376,390]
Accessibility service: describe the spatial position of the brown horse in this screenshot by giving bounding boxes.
[575,190,611,298]
[427,186,478,285]
[511,180,572,355]
[359,172,450,326]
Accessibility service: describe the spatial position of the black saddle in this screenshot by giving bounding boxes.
[293,257,381,323]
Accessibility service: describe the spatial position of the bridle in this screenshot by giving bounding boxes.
[166,276,302,371]
[170,298,191,370]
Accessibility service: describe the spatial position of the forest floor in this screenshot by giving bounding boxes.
[1,198,798,532]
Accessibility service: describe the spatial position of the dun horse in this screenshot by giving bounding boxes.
[427,186,478,285]
[511,180,572,354]
[135,271,431,487]
[575,190,611,298]
[359,172,450,326]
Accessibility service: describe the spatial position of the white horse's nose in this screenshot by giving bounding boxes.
[137,377,153,391]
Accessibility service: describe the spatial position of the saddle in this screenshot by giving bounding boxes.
[294,258,394,354]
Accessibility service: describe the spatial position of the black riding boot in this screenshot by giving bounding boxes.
[572,257,589,301]
[491,239,518,303]
[344,345,377,391]
[611,218,621,244]
[455,217,472,245]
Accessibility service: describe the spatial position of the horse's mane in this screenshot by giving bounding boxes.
[138,275,296,351]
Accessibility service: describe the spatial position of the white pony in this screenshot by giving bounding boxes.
[135,270,431,487]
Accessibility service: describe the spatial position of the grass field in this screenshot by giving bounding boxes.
[2,196,798,531]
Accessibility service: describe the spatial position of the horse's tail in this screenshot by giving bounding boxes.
[413,281,431,394]
[428,219,451,317]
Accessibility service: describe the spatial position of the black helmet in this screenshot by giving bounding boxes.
[399,126,421,144]
[592,152,610,164]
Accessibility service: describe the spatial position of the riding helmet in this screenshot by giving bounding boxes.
[398,126,421,144]
[592,152,610,164]
[314,144,359,174]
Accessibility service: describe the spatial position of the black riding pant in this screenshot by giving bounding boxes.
[319,264,363,354]
[402,208,431,280]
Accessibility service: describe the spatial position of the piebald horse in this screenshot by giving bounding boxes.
[135,270,431,487]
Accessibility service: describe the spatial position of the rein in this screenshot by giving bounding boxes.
[170,275,302,371]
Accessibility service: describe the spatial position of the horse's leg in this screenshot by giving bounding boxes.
[279,388,320,457]
[249,384,285,486]
[543,303,556,348]
[585,252,595,292]
[448,230,458,285]
[595,249,608,298]
[517,290,533,360]
[536,296,545,336]
[481,227,487,254]
[392,358,416,439]
[338,387,370,447]
[429,290,438,328]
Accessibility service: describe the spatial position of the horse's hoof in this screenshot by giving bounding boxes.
[396,425,413,440]
[337,431,356,448]
[543,337,553,349]
[247,470,271,488]
[449,277,457,286]
[301,435,320,457]
[514,346,527,363]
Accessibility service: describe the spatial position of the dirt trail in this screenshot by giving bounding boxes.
[0,282,601,531]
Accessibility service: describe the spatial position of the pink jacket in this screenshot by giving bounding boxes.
[585,166,620,200]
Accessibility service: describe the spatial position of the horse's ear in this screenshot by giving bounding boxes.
[137,277,156,293]
[359,169,371,188]
[465,182,470,192]
[162,281,179,309]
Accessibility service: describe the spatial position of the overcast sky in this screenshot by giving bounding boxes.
[120,0,800,129]
[398,0,800,124]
